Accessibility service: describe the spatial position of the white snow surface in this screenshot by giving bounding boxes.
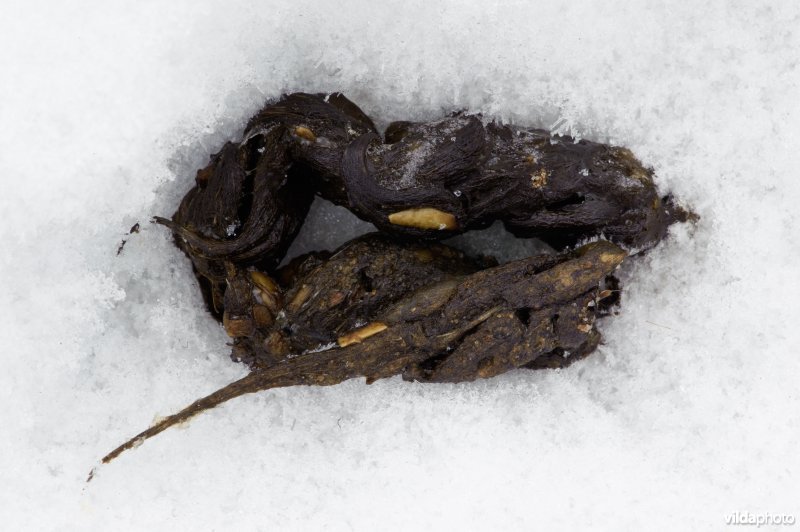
[1,1,799,530]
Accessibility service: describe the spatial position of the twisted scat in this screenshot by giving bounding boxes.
[90,93,692,479]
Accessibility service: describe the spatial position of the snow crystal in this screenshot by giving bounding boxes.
[303,342,338,355]
[1,2,799,531]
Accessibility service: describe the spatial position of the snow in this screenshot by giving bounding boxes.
[1,1,799,530]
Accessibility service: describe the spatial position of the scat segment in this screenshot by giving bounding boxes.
[98,239,626,466]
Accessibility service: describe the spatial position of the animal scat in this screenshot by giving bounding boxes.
[162,92,687,301]
[97,239,626,466]
[92,92,693,475]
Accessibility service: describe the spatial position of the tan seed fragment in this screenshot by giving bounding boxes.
[288,284,312,312]
[265,331,289,356]
[223,312,254,338]
[252,305,274,327]
[337,322,388,347]
[294,126,316,142]
[257,289,280,313]
[599,251,626,266]
[597,289,614,300]
[250,271,279,295]
[328,291,346,307]
[531,168,549,188]
[388,208,457,230]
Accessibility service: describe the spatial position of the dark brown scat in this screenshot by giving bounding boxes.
[92,92,692,477]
